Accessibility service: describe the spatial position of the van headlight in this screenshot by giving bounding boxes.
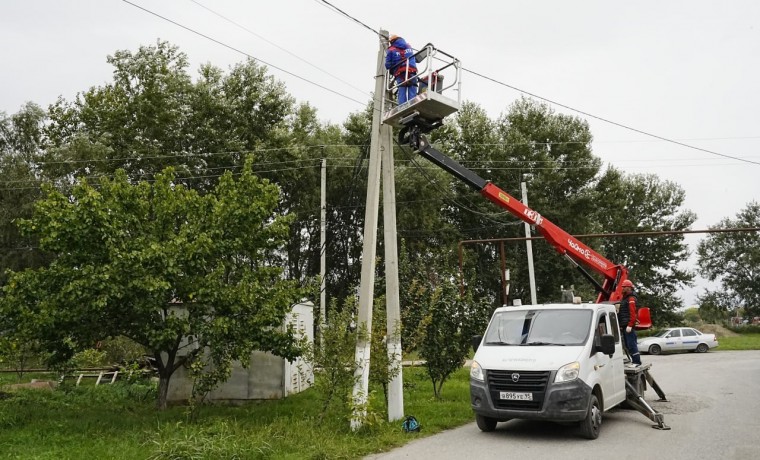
[555,361,580,383]
[470,360,484,381]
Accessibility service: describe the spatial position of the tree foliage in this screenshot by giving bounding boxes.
[416,275,491,398]
[697,201,760,317]
[0,162,307,409]
[592,168,696,325]
[696,290,738,323]
[43,41,294,188]
[0,103,50,286]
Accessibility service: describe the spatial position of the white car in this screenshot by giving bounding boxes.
[638,327,719,355]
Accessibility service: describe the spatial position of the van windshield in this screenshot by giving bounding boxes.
[483,309,592,346]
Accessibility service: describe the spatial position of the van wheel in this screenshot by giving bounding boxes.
[649,344,661,355]
[579,394,602,440]
[696,343,709,353]
[475,414,497,432]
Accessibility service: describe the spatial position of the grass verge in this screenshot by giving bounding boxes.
[0,366,473,459]
[715,333,760,350]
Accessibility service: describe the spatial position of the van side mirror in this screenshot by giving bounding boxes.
[599,334,615,356]
[472,335,483,353]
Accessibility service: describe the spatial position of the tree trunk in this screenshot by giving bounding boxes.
[157,370,171,410]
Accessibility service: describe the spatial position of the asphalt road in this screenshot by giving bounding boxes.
[366,350,760,460]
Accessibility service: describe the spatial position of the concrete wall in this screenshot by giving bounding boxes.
[167,301,314,403]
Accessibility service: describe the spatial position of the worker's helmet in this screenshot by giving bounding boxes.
[621,280,634,288]
[389,34,399,43]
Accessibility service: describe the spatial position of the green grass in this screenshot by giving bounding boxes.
[0,367,474,459]
[716,333,760,350]
[4,332,755,459]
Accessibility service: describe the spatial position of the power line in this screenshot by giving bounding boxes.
[188,0,370,98]
[308,2,759,167]
[128,0,758,167]
[462,68,760,166]
[33,145,365,165]
[2,156,747,188]
[121,0,368,107]
[313,0,381,36]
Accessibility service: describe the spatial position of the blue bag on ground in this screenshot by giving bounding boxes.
[402,415,420,433]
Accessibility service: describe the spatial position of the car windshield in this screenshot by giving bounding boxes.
[483,309,592,346]
[652,330,672,338]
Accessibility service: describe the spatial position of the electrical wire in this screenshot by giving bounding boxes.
[393,138,523,226]
[312,0,381,36]
[126,0,759,166]
[462,68,760,166]
[188,0,370,98]
[121,0,368,107]
[308,2,760,167]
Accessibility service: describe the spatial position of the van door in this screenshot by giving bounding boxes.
[607,312,626,404]
[592,312,624,409]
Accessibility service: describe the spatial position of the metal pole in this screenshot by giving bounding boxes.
[521,179,538,305]
[319,158,327,342]
[499,241,507,306]
[351,30,388,431]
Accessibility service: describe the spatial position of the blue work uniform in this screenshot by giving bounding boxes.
[385,37,418,105]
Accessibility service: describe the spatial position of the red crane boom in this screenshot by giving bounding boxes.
[408,129,628,303]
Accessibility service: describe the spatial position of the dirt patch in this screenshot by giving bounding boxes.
[2,380,57,391]
[695,323,740,338]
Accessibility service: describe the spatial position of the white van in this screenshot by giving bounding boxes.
[470,303,626,439]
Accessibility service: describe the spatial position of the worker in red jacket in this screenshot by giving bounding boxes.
[385,34,418,105]
[618,279,642,365]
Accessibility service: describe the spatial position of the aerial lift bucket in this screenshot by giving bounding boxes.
[381,43,461,128]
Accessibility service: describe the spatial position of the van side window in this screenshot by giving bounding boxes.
[609,313,621,342]
[597,314,608,336]
[591,313,605,356]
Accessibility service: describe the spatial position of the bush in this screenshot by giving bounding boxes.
[300,299,359,423]
[99,336,148,365]
[69,348,108,369]
[726,324,760,334]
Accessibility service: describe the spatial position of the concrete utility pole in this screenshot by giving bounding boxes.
[382,111,403,423]
[319,158,327,342]
[521,177,538,305]
[351,31,392,430]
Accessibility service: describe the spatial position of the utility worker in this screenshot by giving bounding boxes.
[385,34,418,105]
[618,279,642,365]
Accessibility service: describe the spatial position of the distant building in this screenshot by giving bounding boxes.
[167,301,314,403]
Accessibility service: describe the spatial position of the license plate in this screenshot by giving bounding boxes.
[500,391,532,401]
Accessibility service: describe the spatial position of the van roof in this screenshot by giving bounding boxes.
[493,303,611,314]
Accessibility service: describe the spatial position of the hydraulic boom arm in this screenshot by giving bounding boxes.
[406,128,628,302]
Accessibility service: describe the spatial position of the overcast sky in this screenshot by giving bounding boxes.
[2,1,759,306]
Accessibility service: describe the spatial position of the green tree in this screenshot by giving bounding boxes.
[416,275,490,398]
[41,40,370,312]
[593,168,696,325]
[0,103,50,286]
[431,98,604,306]
[43,41,294,188]
[697,290,737,324]
[682,307,701,323]
[299,298,358,423]
[697,202,760,317]
[0,162,307,409]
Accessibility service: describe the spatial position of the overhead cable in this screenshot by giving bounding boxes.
[121,0,367,107]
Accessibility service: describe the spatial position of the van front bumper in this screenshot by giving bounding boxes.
[470,376,592,422]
